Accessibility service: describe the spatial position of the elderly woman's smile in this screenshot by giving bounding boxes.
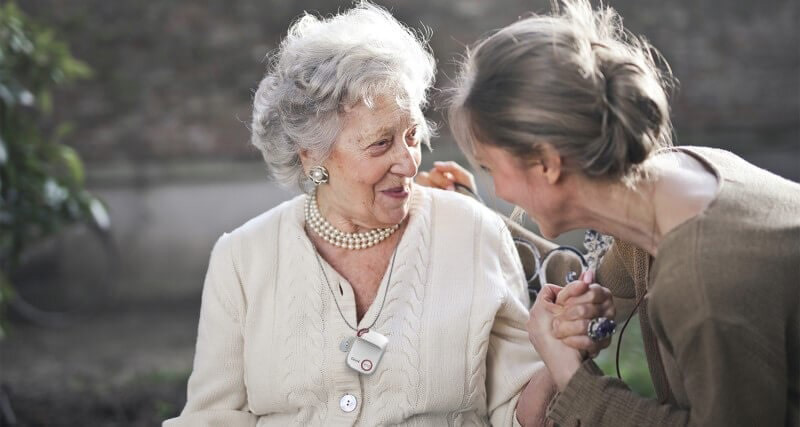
[381,186,410,199]
[305,95,422,233]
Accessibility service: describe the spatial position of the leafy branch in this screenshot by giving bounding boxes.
[0,2,109,338]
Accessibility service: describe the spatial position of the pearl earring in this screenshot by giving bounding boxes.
[308,166,329,186]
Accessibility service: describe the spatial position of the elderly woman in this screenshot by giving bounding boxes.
[163,4,612,426]
[440,0,800,426]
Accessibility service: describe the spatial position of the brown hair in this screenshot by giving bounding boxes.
[449,0,676,180]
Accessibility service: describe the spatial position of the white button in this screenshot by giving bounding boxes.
[339,394,357,413]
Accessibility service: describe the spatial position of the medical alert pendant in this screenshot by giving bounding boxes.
[346,329,388,375]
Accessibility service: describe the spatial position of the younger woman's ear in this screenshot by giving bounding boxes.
[539,142,563,185]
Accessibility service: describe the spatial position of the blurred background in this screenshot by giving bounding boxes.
[0,0,797,425]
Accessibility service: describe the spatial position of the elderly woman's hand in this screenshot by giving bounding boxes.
[527,284,584,391]
[551,270,616,358]
[417,161,477,193]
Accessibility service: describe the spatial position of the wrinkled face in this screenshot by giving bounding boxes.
[473,143,570,239]
[306,95,423,229]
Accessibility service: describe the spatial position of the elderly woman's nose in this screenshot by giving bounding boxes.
[390,142,419,177]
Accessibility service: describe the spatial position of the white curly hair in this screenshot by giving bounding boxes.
[251,1,437,191]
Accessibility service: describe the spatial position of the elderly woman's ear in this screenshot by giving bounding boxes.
[298,148,312,164]
[298,148,323,173]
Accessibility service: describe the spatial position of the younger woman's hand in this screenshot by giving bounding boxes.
[551,270,616,358]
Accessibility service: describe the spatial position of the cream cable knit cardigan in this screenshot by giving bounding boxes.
[164,186,542,426]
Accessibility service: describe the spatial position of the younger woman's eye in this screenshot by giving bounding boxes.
[479,165,491,173]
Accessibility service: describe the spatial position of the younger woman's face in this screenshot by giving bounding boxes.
[472,143,571,239]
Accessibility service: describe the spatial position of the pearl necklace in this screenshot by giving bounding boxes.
[305,189,399,250]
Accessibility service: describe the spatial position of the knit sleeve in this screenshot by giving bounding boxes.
[486,290,544,427]
[547,359,688,426]
[163,233,257,427]
[596,241,640,321]
[486,214,545,426]
[548,283,790,426]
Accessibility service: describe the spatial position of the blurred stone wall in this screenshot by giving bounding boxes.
[15,0,799,308]
[21,0,800,173]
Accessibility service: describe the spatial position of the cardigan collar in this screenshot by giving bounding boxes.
[285,185,432,328]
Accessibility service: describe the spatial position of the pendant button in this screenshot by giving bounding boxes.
[339,394,358,413]
[346,330,388,375]
[339,337,354,352]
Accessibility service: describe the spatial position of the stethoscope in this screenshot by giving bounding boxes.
[513,237,589,301]
[452,183,591,301]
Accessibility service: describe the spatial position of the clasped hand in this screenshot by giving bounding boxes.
[527,270,615,391]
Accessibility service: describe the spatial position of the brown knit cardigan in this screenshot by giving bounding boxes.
[490,146,799,426]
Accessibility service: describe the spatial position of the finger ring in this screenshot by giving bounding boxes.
[587,317,616,342]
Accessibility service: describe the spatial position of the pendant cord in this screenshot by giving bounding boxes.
[313,243,399,333]
[615,290,646,380]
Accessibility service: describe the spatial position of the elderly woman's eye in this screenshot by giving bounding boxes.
[406,126,419,145]
[372,139,391,148]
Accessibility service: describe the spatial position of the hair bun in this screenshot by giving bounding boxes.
[448,0,675,181]
[588,43,671,177]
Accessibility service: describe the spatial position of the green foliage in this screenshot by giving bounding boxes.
[595,315,657,398]
[0,2,108,337]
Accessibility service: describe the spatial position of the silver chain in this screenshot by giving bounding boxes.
[313,245,399,333]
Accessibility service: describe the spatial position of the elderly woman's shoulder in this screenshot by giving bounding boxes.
[422,184,481,208]
[224,194,306,244]
[420,186,507,231]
